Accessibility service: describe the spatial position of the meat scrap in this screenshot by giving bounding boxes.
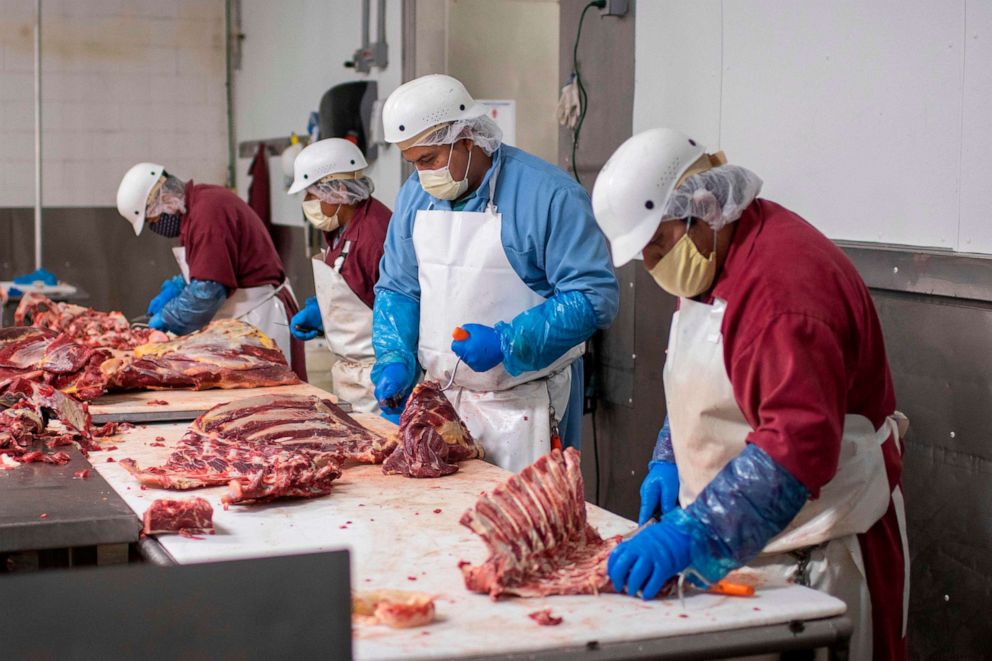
[103,320,300,392]
[14,293,166,350]
[0,326,111,401]
[528,609,563,626]
[458,448,621,599]
[142,497,214,535]
[0,377,97,465]
[120,394,387,505]
[383,381,483,478]
[352,590,436,628]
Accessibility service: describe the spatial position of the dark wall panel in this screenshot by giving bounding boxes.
[0,208,315,319]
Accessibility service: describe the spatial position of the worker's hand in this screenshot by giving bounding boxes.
[450,323,503,372]
[148,312,170,332]
[608,520,692,600]
[375,363,412,412]
[147,275,187,317]
[638,460,680,525]
[380,410,402,425]
[290,296,323,341]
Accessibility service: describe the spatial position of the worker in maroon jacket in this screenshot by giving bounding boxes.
[286,139,391,413]
[115,163,306,380]
[592,129,909,660]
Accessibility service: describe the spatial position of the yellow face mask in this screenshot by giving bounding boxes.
[647,226,716,298]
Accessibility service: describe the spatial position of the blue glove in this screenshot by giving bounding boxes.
[639,460,680,525]
[147,275,186,317]
[374,363,413,412]
[13,268,57,286]
[148,312,168,331]
[451,323,503,372]
[380,410,402,425]
[608,521,693,600]
[291,296,324,341]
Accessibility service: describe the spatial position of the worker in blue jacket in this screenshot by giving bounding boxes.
[371,74,619,472]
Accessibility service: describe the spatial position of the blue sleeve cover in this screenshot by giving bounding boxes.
[370,288,420,385]
[664,443,810,582]
[651,416,675,462]
[159,279,227,335]
[495,290,596,376]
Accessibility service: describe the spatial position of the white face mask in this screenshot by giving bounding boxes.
[417,142,472,200]
[302,199,339,232]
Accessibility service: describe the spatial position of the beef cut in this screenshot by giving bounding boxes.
[142,497,214,535]
[0,326,109,400]
[352,590,436,628]
[121,394,390,505]
[0,377,96,464]
[104,319,300,391]
[382,381,483,478]
[458,448,621,599]
[15,293,166,350]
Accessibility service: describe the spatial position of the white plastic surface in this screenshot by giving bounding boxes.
[93,419,846,660]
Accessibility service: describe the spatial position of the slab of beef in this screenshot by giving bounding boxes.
[120,394,388,505]
[15,293,166,350]
[104,319,299,391]
[458,448,621,599]
[142,497,215,535]
[382,381,483,478]
[0,377,96,464]
[0,326,109,400]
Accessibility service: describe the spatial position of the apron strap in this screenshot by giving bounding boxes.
[333,240,353,273]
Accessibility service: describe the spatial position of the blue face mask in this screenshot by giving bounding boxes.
[149,213,181,238]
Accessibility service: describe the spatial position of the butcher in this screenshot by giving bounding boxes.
[286,138,391,414]
[592,128,909,660]
[370,74,618,471]
[115,163,306,380]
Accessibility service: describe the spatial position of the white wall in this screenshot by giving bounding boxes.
[635,0,992,254]
[233,0,404,226]
[0,0,228,207]
[445,0,559,165]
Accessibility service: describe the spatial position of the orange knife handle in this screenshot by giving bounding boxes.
[708,580,755,597]
[452,326,470,341]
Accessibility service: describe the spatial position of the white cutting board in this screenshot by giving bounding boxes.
[92,423,845,660]
[88,382,342,423]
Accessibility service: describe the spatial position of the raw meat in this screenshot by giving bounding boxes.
[382,380,483,478]
[0,377,96,464]
[14,293,166,350]
[120,394,388,505]
[528,609,563,626]
[191,394,394,463]
[104,319,300,391]
[458,448,621,599]
[0,326,110,400]
[142,497,215,535]
[353,590,436,628]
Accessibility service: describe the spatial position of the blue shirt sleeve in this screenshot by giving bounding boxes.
[158,279,227,335]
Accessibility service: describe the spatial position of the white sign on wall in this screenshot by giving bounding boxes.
[478,100,517,147]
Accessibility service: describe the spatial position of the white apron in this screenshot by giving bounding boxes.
[412,167,584,473]
[312,253,377,413]
[172,246,293,364]
[663,296,909,660]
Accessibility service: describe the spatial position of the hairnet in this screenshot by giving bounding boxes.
[146,173,187,217]
[663,165,762,231]
[412,115,503,155]
[308,174,375,206]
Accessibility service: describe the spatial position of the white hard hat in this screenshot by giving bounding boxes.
[116,162,165,236]
[382,74,487,147]
[287,138,368,195]
[592,128,707,267]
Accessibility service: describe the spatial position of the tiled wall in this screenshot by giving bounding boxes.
[0,0,228,207]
